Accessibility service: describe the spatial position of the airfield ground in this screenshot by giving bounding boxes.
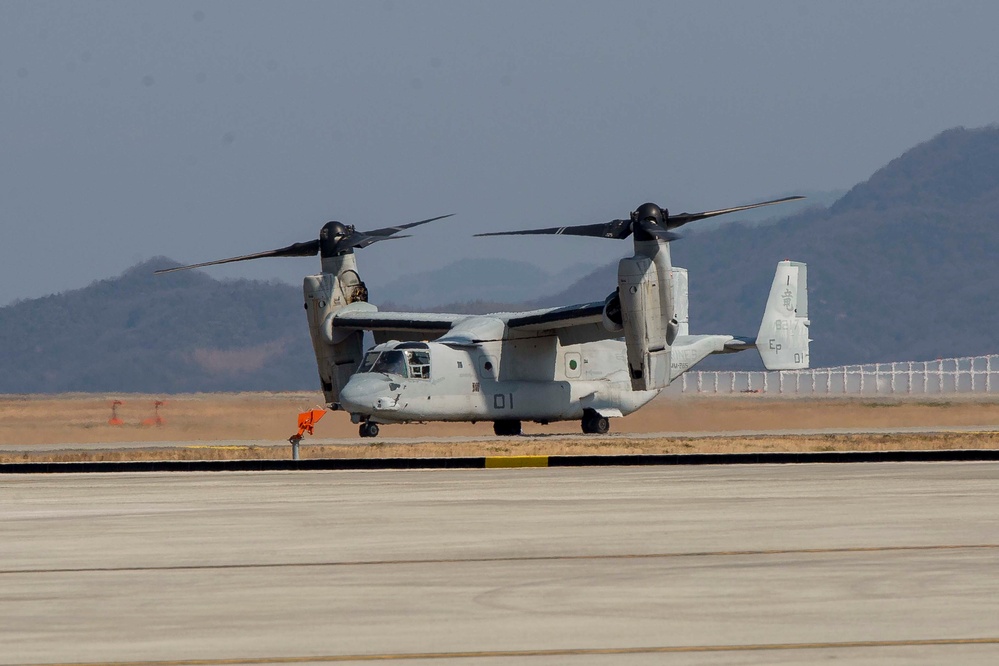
[1,392,997,462]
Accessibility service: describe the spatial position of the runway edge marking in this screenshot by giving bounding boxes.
[3,449,999,474]
[485,455,548,468]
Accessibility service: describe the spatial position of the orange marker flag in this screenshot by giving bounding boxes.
[295,409,326,438]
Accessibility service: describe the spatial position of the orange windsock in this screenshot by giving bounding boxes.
[295,409,326,438]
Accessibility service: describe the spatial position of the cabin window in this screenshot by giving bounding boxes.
[406,351,431,380]
[371,350,409,378]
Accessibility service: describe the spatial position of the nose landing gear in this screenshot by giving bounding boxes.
[359,421,380,438]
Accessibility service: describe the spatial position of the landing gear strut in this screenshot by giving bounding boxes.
[493,419,522,436]
[581,411,610,434]
[359,421,380,438]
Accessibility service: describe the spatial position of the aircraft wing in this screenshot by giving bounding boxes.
[504,301,613,345]
[332,301,614,346]
[331,310,465,342]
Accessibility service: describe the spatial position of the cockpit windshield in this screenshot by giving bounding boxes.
[357,351,381,373]
[371,350,408,377]
[357,348,432,379]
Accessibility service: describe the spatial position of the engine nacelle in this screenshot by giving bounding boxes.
[303,253,368,406]
[618,253,673,391]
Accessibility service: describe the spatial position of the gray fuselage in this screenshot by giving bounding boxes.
[338,338,659,424]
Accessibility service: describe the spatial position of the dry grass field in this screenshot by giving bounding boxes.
[1,392,997,463]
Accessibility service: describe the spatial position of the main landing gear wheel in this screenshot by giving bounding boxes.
[493,420,522,436]
[359,422,379,438]
[581,412,610,434]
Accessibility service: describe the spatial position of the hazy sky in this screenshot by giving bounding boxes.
[3,1,999,305]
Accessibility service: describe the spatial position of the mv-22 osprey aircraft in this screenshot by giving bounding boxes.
[158,196,810,437]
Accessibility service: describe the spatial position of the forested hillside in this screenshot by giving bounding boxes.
[0,259,314,393]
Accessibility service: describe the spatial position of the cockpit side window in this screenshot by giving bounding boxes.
[357,351,381,373]
[406,350,431,380]
[371,350,409,378]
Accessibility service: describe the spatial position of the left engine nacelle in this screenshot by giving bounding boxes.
[304,273,365,406]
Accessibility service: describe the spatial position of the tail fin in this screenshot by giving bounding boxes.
[756,261,810,370]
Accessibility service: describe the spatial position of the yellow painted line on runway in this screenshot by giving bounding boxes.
[184,445,251,451]
[485,455,549,468]
[23,637,999,665]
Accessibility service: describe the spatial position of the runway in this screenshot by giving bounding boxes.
[3,463,999,664]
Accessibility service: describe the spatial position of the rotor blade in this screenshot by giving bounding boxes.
[363,214,455,238]
[346,234,413,250]
[636,219,682,242]
[153,239,321,274]
[475,219,633,240]
[666,195,805,229]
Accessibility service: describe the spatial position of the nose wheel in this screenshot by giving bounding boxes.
[359,422,380,438]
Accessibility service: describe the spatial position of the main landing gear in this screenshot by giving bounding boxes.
[581,410,610,434]
[493,419,522,436]
[359,421,379,438]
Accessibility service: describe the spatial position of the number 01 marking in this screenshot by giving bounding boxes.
[493,393,515,409]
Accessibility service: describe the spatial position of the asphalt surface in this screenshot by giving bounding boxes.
[2,463,999,665]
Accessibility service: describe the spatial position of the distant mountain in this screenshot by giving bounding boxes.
[537,126,999,369]
[0,258,315,393]
[2,126,998,393]
[371,258,591,309]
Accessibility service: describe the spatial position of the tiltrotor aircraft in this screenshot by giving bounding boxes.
[158,196,810,437]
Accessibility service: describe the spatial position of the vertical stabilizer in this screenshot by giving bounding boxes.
[756,261,810,370]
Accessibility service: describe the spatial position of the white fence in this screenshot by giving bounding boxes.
[680,354,997,396]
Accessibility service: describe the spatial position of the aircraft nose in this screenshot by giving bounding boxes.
[339,374,399,414]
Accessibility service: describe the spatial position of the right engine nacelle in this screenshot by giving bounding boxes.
[617,253,674,391]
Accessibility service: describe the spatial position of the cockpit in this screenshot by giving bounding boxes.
[356,342,431,380]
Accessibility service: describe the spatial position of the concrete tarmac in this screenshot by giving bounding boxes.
[2,463,999,665]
